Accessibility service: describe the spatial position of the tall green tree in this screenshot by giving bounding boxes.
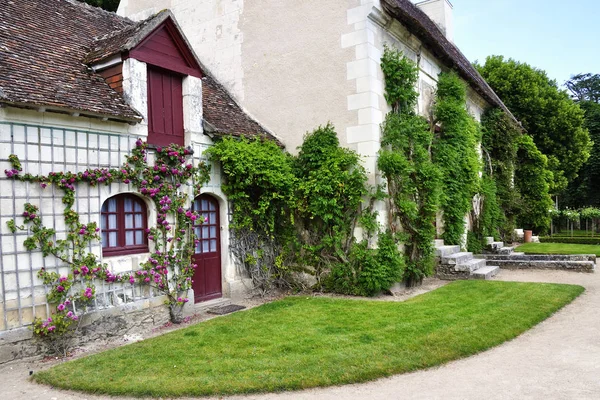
[563,73,600,207]
[78,0,120,12]
[476,56,591,194]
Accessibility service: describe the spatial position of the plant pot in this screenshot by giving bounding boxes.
[524,230,533,243]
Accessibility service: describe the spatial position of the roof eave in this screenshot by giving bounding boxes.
[0,100,142,124]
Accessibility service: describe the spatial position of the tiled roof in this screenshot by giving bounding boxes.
[381,0,520,125]
[85,10,172,65]
[0,0,141,121]
[202,76,279,143]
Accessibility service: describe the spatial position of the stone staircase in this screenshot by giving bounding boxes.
[435,239,500,280]
[483,237,523,255]
[477,237,595,273]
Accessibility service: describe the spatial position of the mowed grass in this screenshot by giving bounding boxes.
[34,281,583,397]
[517,242,600,256]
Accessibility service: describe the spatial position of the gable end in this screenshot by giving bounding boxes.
[127,19,203,78]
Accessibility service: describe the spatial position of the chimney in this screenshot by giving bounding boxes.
[415,0,454,42]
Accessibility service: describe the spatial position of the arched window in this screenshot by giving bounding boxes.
[101,194,148,256]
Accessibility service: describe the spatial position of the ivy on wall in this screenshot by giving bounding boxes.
[378,46,441,287]
[432,72,481,247]
[207,124,403,296]
[480,108,521,241]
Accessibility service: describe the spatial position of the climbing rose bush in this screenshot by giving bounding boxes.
[5,139,210,354]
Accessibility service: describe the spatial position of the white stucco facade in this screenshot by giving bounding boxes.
[118,0,491,168]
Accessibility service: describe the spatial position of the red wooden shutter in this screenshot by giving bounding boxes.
[147,67,184,147]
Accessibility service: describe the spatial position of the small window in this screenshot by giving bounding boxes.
[101,194,148,256]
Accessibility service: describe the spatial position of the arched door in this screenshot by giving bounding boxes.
[192,194,222,303]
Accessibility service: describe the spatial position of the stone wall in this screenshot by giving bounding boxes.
[0,294,174,365]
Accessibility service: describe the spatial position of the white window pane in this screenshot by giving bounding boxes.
[202,213,209,223]
[195,227,201,238]
[108,198,117,212]
[202,240,209,253]
[202,200,209,210]
[210,226,217,238]
[135,231,143,244]
[209,201,216,211]
[109,232,117,247]
[101,231,107,245]
[125,214,133,229]
[134,201,142,212]
[101,202,108,213]
[210,212,217,224]
[109,214,117,229]
[195,243,201,254]
[124,197,133,212]
[210,239,217,252]
[202,226,209,238]
[135,214,143,228]
[126,231,134,246]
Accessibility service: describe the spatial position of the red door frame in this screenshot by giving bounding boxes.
[192,194,222,303]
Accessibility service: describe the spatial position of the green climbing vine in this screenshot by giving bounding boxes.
[378,46,441,287]
[480,107,521,241]
[207,124,403,296]
[432,71,481,247]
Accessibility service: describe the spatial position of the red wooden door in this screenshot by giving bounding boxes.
[192,195,222,303]
[147,67,184,147]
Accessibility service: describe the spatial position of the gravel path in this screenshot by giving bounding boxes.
[1,270,598,400]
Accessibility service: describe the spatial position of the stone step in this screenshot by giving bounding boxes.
[454,258,486,272]
[488,241,505,250]
[434,239,445,247]
[499,246,516,255]
[194,297,231,313]
[485,236,495,245]
[442,252,473,265]
[435,245,461,257]
[470,266,500,280]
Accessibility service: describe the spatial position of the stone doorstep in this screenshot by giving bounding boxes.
[470,266,500,280]
[193,298,231,313]
[441,252,473,265]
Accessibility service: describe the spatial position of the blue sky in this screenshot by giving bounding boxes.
[451,0,599,88]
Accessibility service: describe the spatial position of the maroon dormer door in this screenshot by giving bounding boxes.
[147,67,184,147]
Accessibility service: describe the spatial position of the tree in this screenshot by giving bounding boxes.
[566,73,600,103]
[563,73,600,207]
[477,56,591,194]
[78,0,120,12]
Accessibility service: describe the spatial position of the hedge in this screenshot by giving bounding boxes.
[540,237,600,245]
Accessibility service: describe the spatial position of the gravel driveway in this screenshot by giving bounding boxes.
[1,269,598,400]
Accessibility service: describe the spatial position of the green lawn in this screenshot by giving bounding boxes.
[517,242,600,256]
[34,281,583,397]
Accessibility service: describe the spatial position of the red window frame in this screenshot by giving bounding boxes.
[101,194,149,257]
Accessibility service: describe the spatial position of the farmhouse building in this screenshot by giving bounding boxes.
[118,0,518,182]
[0,0,271,360]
